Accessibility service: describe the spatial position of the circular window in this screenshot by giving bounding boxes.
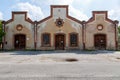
[16,24,23,31]
[97,25,103,30]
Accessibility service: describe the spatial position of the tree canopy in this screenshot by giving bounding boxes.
[118,26,120,34]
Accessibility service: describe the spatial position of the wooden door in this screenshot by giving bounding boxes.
[94,34,106,49]
[55,34,65,50]
[14,34,26,49]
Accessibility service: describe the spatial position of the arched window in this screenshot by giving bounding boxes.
[69,33,78,47]
[42,33,50,46]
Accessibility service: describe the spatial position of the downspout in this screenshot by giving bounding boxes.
[114,20,119,50]
[2,21,5,50]
[82,21,86,50]
[34,21,37,50]
[36,21,38,50]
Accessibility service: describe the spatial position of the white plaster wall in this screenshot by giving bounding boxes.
[53,8,66,20]
[85,14,116,50]
[4,14,34,49]
[37,17,83,50]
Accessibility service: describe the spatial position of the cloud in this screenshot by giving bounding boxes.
[15,0,117,22]
[69,6,89,21]
[73,0,93,5]
[108,8,120,20]
[0,12,3,20]
[14,2,44,20]
[30,0,89,21]
[46,0,73,5]
[31,0,73,5]
[30,0,93,6]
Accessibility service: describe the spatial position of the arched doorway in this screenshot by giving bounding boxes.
[55,34,65,50]
[14,34,26,49]
[94,34,106,49]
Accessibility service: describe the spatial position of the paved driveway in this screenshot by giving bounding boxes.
[0,50,120,64]
[0,62,120,80]
[0,50,120,80]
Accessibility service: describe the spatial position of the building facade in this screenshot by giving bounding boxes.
[2,5,119,50]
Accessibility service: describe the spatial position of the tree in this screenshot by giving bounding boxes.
[0,21,5,43]
[118,26,120,33]
[118,26,120,34]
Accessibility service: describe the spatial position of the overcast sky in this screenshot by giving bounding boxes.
[0,0,120,22]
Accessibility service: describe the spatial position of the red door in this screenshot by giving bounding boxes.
[94,34,106,49]
[14,34,26,49]
[55,34,65,50]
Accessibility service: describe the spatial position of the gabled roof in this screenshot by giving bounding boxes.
[37,5,82,24]
[86,11,114,24]
[5,11,34,24]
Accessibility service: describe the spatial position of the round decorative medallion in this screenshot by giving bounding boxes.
[55,18,64,27]
[97,25,103,30]
[16,24,23,31]
[57,20,62,25]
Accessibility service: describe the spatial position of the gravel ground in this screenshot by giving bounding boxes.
[0,50,120,64]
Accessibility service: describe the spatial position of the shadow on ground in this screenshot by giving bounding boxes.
[0,50,116,55]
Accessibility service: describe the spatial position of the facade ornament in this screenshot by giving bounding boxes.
[16,24,23,31]
[55,17,64,27]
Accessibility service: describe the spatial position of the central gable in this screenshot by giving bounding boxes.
[38,5,82,24]
[51,5,68,20]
